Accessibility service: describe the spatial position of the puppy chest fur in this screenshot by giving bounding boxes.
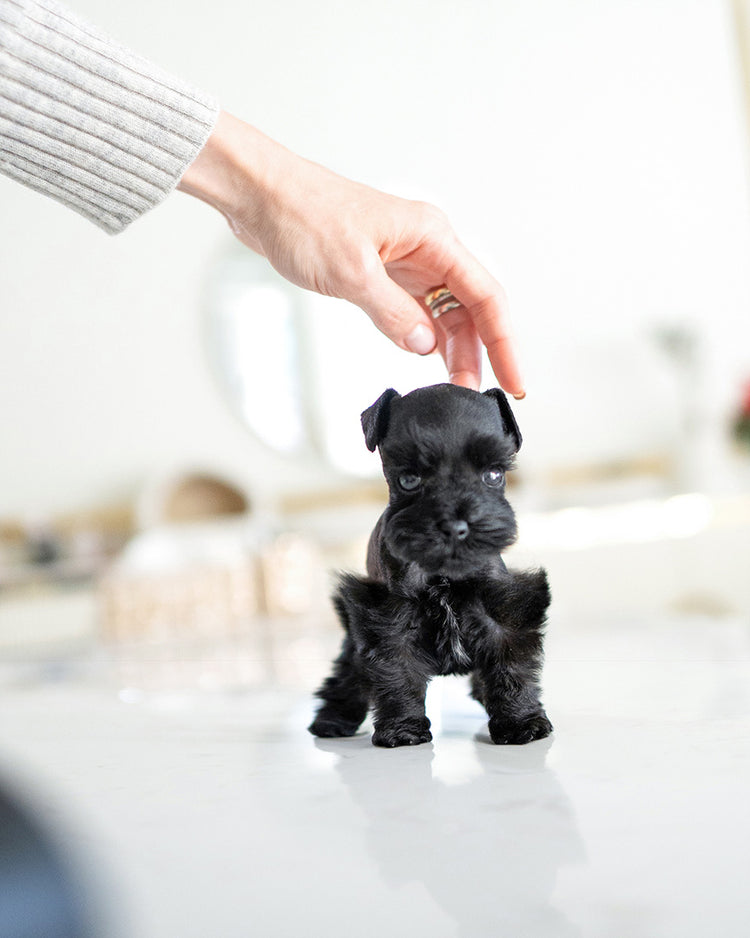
[309,383,553,748]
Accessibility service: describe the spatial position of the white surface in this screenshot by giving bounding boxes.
[0,613,748,938]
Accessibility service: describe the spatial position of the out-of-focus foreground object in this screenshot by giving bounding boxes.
[0,780,93,938]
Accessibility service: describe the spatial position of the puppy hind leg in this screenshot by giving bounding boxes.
[469,671,486,709]
[308,636,370,738]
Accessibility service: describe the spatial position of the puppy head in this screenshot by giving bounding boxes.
[361,384,522,578]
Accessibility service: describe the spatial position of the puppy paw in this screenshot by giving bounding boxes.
[308,714,362,738]
[372,717,432,748]
[488,711,553,745]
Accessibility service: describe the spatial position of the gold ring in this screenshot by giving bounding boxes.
[425,286,462,319]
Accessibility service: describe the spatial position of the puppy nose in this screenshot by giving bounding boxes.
[442,519,469,541]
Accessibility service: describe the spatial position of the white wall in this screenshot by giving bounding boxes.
[2,0,749,517]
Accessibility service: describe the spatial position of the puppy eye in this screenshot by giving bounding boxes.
[398,473,422,492]
[482,469,505,488]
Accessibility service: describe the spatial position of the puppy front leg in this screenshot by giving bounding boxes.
[473,648,552,745]
[473,571,553,744]
[316,575,432,747]
[368,657,432,748]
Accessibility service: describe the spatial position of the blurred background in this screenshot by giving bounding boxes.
[1,0,750,685]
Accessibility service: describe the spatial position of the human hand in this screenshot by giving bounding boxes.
[178,112,524,396]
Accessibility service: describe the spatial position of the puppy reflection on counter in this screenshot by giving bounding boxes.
[309,384,552,748]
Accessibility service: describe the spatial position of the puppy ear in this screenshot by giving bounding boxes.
[482,388,523,453]
[361,388,401,451]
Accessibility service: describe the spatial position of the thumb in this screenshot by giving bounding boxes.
[354,267,437,356]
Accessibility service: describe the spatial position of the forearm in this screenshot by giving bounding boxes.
[0,0,219,232]
[176,111,360,269]
[176,112,285,253]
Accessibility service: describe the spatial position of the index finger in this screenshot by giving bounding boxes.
[444,245,525,399]
[431,307,483,390]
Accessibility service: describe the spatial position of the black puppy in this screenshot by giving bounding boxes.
[309,384,552,748]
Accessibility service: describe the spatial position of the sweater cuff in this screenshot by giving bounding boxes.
[0,0,220,233]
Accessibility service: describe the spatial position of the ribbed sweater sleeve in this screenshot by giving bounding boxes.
[0,0,219,233]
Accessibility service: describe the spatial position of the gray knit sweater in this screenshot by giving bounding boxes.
[0,0,219,233]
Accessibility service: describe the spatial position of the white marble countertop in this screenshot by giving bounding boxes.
[0,610,748,938]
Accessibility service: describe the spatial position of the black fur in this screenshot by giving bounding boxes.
[309,383,552,748]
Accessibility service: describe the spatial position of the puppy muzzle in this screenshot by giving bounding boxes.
[384,511,516,579]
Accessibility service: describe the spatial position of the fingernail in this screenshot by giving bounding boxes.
[513,390,526,400]
[405,323,437,356]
